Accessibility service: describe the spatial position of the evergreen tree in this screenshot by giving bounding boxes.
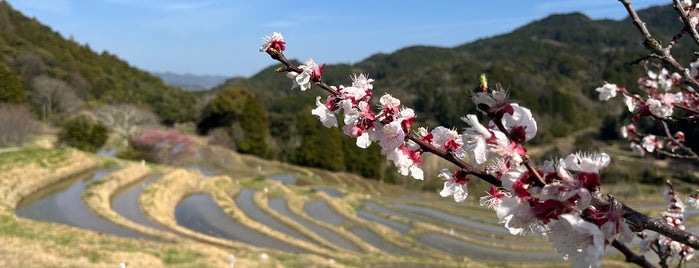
[197,87,253,134]
[0,64,27,104]
[294,107,345,171]
[238,94,269,157]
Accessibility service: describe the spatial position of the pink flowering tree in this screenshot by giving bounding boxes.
[129,129,198,165]
[259,1,699,267]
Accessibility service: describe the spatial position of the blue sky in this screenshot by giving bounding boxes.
[6,0,671,78]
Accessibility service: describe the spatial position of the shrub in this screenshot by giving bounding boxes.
[57,114,108,152]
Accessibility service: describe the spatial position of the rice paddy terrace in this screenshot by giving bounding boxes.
[0,145,678,267]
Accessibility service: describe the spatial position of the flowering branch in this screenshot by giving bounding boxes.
[257,2,699,264]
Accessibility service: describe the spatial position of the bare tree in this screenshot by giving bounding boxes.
[94,104,159,146]
[0,104,41,147]
[30,75,84,120]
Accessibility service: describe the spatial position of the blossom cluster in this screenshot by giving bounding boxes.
[639,182,695,264]
[595,65,698,158]
[260,33,642,267]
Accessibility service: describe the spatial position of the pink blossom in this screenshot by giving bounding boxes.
[620,124,636,139]
[259,32,285,53]
[379,121,405,154]
[379,94,401,116]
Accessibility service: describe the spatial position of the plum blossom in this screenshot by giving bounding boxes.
[311,96,338,128]
[549,214,605,268]
[385,145,423,180]
[480,186,505,209]
[620,124,636,139]
[496,194,543,235]
[259,32,285,53]
[472,88,513,117]
[590,203,634,244]
[647,98,673,118]
[562,152,610,174]
[687,191,699,209]
[461,114,492,164]
[429,126,465,158]
[497,103,537,142]
[641,135,661,153]
[379,121,405,154]
[287,58,324,91]
[438,169,470,202]
[594,83,618,101]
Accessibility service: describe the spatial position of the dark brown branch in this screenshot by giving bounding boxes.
[408,135,501,187]
[619,0,699,90]
[671,0,699,47]
[590,196,699,250]
[611,239,655,268]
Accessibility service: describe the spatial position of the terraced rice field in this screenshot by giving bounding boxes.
[2,146,679,267]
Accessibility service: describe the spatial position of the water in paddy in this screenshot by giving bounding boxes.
[111,174,165,231]
[16,169,152,240]
[235,188,313,243]
[175,193,307,253]
[269,198,360,252]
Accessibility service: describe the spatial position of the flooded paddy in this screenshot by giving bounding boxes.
[235,188,313,243]
[111,174,165,231]
[175,193,307,253]
[269,198,360,252]
[16,169,152,240]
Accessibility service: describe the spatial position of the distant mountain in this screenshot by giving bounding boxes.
[152,72,227,91]
[222,4,692,145]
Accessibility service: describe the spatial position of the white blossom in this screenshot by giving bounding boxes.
[594,83,618,101]
[549,214,605,268]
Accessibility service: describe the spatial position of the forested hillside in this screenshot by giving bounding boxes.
[226,4,692,145]
[0,1,194,124]
[1,1,693,183]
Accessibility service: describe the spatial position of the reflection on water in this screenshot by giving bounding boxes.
[266,174,296,185]
[392,204,507,234]
[175,193,306,253]
[348,227,412,255]
[417,232,561,261]
[235,189,313,243]
[356,210,411,234]
[314,187,343,198]
[185,165,217,177]
[112,175,165,231]
[269,198,360,252]
[16,169,152,240]
[304,201,346,225]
